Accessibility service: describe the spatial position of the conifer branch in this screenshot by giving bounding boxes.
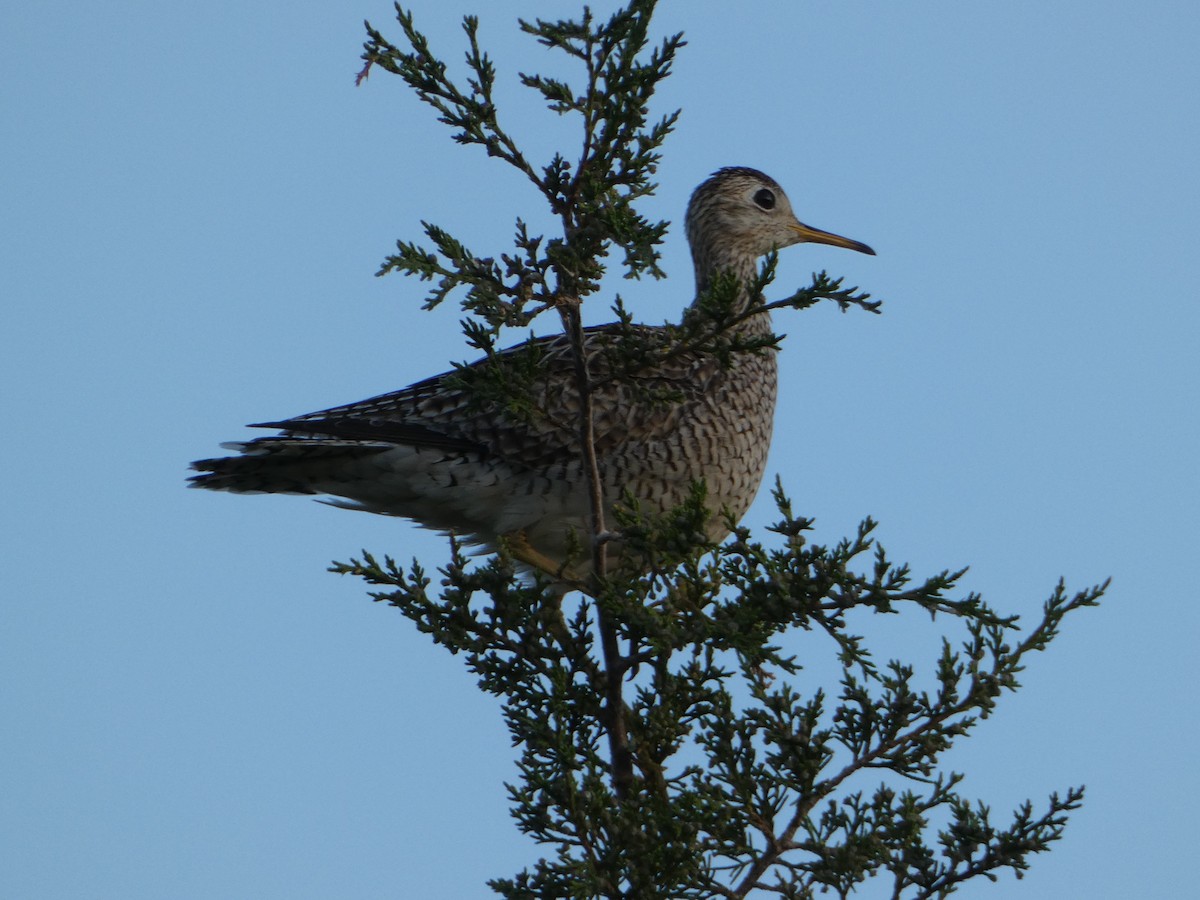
[339,3,1106,896]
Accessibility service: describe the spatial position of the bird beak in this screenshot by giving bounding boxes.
[789,221,876,256]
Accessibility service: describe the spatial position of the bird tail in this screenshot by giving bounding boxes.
[188,439,391,495]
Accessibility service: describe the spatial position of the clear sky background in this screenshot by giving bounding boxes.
[4,2,1197,897]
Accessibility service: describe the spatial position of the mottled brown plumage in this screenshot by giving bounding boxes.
[190,168,873,579]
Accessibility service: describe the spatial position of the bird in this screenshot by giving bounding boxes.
[189,167,874,585]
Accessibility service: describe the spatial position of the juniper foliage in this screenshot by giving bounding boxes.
[336,3,1105,897]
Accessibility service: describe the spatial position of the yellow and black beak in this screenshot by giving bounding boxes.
[789,221,875,256]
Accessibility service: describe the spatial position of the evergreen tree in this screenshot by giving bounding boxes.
[332,3,1105,896]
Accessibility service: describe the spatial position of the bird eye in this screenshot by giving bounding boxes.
[753,188,776,210]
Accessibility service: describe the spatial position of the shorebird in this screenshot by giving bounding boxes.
[190,167,873,582]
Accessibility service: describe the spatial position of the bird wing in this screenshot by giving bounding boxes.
[251,323,722,470]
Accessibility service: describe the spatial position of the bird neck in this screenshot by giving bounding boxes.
[691,246,772,336]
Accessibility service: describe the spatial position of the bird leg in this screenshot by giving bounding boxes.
[503,530,589,593]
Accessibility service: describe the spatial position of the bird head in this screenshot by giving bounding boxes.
[685,167,875,265]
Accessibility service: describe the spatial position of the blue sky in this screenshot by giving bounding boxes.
[3,2,1197,897]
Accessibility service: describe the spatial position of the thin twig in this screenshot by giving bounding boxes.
[559,297,635,799]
